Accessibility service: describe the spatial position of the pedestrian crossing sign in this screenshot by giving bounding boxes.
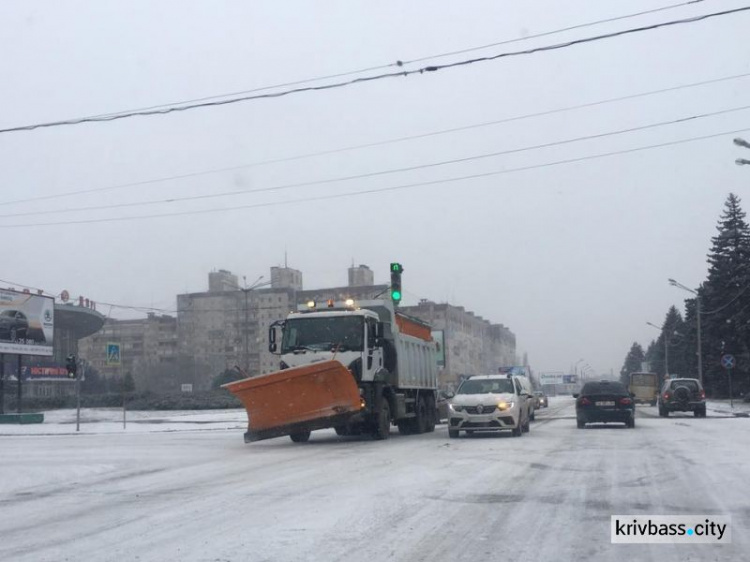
[106,342,121,366]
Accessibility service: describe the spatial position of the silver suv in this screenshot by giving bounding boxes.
[448,374,535,438]
[658,377,706,417]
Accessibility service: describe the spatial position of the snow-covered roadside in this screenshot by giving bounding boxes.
[0,408,248,435]
[706,399,750,416]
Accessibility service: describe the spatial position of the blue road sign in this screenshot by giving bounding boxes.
[721,354,735,369]
[106,342,121,366]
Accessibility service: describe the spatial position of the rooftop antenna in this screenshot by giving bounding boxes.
[284,248,288,268]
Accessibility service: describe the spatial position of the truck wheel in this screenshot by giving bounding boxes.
[334,426,350,436]
[414,397,428,434]
[396,420,413,435]
[373,399,391,440]
[577,419,585,429]
[289,431,311,443]
[448,428,459,438]
[425,396,436,433]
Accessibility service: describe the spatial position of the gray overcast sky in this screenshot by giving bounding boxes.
[1,1,748,375]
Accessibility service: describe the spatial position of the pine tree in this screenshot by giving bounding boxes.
[662,306,689,377]
[620,342,645,385]
[646,307,688,388]
[700,194,750,397]
[122,372,136,393]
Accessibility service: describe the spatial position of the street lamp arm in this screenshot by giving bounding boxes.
[668,278,697,295]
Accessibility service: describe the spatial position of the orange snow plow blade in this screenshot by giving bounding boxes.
[223,360,362,443]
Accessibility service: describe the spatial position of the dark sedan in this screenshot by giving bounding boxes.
[533,391,548,408]
[0,309,29,342]
[574,380,635,428]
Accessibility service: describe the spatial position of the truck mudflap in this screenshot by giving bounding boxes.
[223,360,362,443]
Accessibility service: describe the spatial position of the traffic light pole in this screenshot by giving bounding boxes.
[16,355,22,414]
[76,360,84,432]
[0,354,4,415]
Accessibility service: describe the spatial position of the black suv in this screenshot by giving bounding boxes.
[574,380,635,428]
[658,378,706,417]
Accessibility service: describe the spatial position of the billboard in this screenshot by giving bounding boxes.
[0,289,55,356]
[432,330,445,366]
[540,373,564,385]
[3,361,73,382]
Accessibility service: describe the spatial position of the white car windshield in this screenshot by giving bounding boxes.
[457,379,514,394]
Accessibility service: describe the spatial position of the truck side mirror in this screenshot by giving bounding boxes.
[268,323,280,354]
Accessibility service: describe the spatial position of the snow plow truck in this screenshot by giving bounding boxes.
[224,298,439,443]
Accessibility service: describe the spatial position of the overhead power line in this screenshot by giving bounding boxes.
[2,125,749,229]
[77,0,710,120]
[3,69,748,209]
[1,4,746,135]
[3,103,749,220]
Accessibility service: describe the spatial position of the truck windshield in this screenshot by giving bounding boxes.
[457,379,514,394]
[281,316,364,353]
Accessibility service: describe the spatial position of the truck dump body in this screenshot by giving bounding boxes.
[224,360,361,442]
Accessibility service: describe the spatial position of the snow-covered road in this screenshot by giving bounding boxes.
[1,398,747,561]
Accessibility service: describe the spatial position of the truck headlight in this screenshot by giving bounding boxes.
[497,401,515,411]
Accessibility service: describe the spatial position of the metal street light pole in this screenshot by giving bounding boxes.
[646,321,669,377]
[240,275,271,373]
[573,358,584,376]
[668,278,702,385]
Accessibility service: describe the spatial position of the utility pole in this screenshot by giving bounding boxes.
[696,293,703,385]
[668,279,703,385]
[0,354,4,415]
[16,355,22,414]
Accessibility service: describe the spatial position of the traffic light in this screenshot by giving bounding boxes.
[390,263,403,305]
[65,354,78,379]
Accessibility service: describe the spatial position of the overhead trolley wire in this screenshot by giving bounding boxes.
[3,124,749,229]
[1,4,746,134]
[2,70,748,208]
[2,103,749,220]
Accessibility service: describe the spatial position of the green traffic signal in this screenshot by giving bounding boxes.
[390,262,403,305]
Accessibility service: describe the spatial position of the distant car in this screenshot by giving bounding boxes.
[575,380,635,428]
[448,373,534,438]
[0,309,29,342]
[658,378,706,417]
[533,391,548,408]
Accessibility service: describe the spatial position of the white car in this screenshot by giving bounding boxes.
[448,374,534,438]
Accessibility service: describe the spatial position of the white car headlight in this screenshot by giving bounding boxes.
[497,401,515,411]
